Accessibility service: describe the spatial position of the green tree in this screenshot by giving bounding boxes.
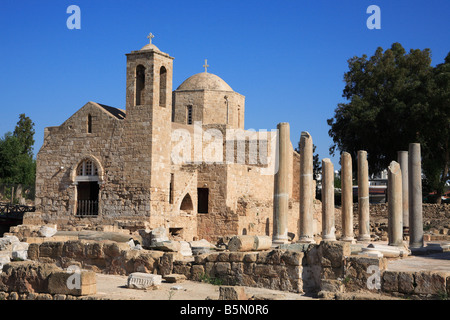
[13,113,35,157]
[0,133,35,185]
[421,52,450,202]
[327,43,449,202]
[0,114,36,186]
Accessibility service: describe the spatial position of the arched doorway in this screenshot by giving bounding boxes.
[75,159,99,216]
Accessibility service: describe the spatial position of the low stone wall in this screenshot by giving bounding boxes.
[7,237,450,299]
[170,242,352,294]
[0,291,103,300]
[0,261,99,300]
[173,250,306,293]
[27,240,173,275]
[318,251,450,300]
[359,203,450,218]
[381,270,450,299]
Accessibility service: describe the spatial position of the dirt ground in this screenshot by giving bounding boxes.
[92,274,315,300]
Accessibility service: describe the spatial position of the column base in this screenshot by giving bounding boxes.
[357,235,371,243]
[297,236,316,244]
[340,236,355,243]
[409,241,424,249]
[272,236,289,245]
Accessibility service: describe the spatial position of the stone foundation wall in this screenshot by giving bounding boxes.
[27,240,173,276]
[381,270,450,299]
[172,250,306,293]
[0,261,99,300]
[0,291,103,300]
[15,238,450,299]
[355,203,450,218]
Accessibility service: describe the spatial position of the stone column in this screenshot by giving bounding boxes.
[322,158,336,241]
[341,152,354,242]
[273,122,290,244]
[357,150,371,242]
[299,131,315,243]
[397,151,409,229]
[408,143,424,248]
[388,161,403,246]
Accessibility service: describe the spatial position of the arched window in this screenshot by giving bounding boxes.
[159,66,167,107]
[180,193,193,211]
[76,159,98,177]
[136,65,146,105]
[87,114,92,133]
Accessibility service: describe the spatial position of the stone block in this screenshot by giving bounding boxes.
[413,271,447,295]
[189,239,215,255]
[190,265,205,281]
[47,270,96,296]
[150,241,181,252]
[0,261,61,293]
[150,227,169,244]
[102,241,128,258]
[62,241,85,258]
[382,271,398,292]
[217,253,230,262]
[38,225,57,238]
[205,262,215,277]
[231,262,244,274]
[219,286,248,300]
[243,262,255,275]
[159,252,174,276]
[0,253,11,271]
[215,262,231,275]
[39,241,64,258]
[163,273,186,283]
[229,252,245,262]
[254,264,277,278]
[27,243,39,260]
[179,241,192,256]
[258,250,283,265]
[398,272,415,294]
[127,272,161,290]
[84,242,105,259]
[12,242,29,261]
[343,256,386,292]
[243,252,258,263]
[172,261,191,278]
[206,252,220,262]
[320,279,344,293]
[194,254,208,264]
[281,251,304,266]
[319,241,351,268]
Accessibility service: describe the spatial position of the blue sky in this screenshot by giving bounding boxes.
[0,0,449,170]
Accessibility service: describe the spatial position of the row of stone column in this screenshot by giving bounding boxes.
[273,122,423,248]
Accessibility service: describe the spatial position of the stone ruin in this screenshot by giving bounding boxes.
[1,126,450,300]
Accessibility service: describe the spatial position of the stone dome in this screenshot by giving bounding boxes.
[140,43,161,52]
[176,72,233,91]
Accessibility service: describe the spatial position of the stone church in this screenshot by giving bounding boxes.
[32,35,317,241]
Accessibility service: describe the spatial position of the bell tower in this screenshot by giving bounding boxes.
[125,32,174,114]
[123,33,174,220]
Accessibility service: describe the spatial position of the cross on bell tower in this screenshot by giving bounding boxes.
[147,32,155,44]
[203,59,209,73]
